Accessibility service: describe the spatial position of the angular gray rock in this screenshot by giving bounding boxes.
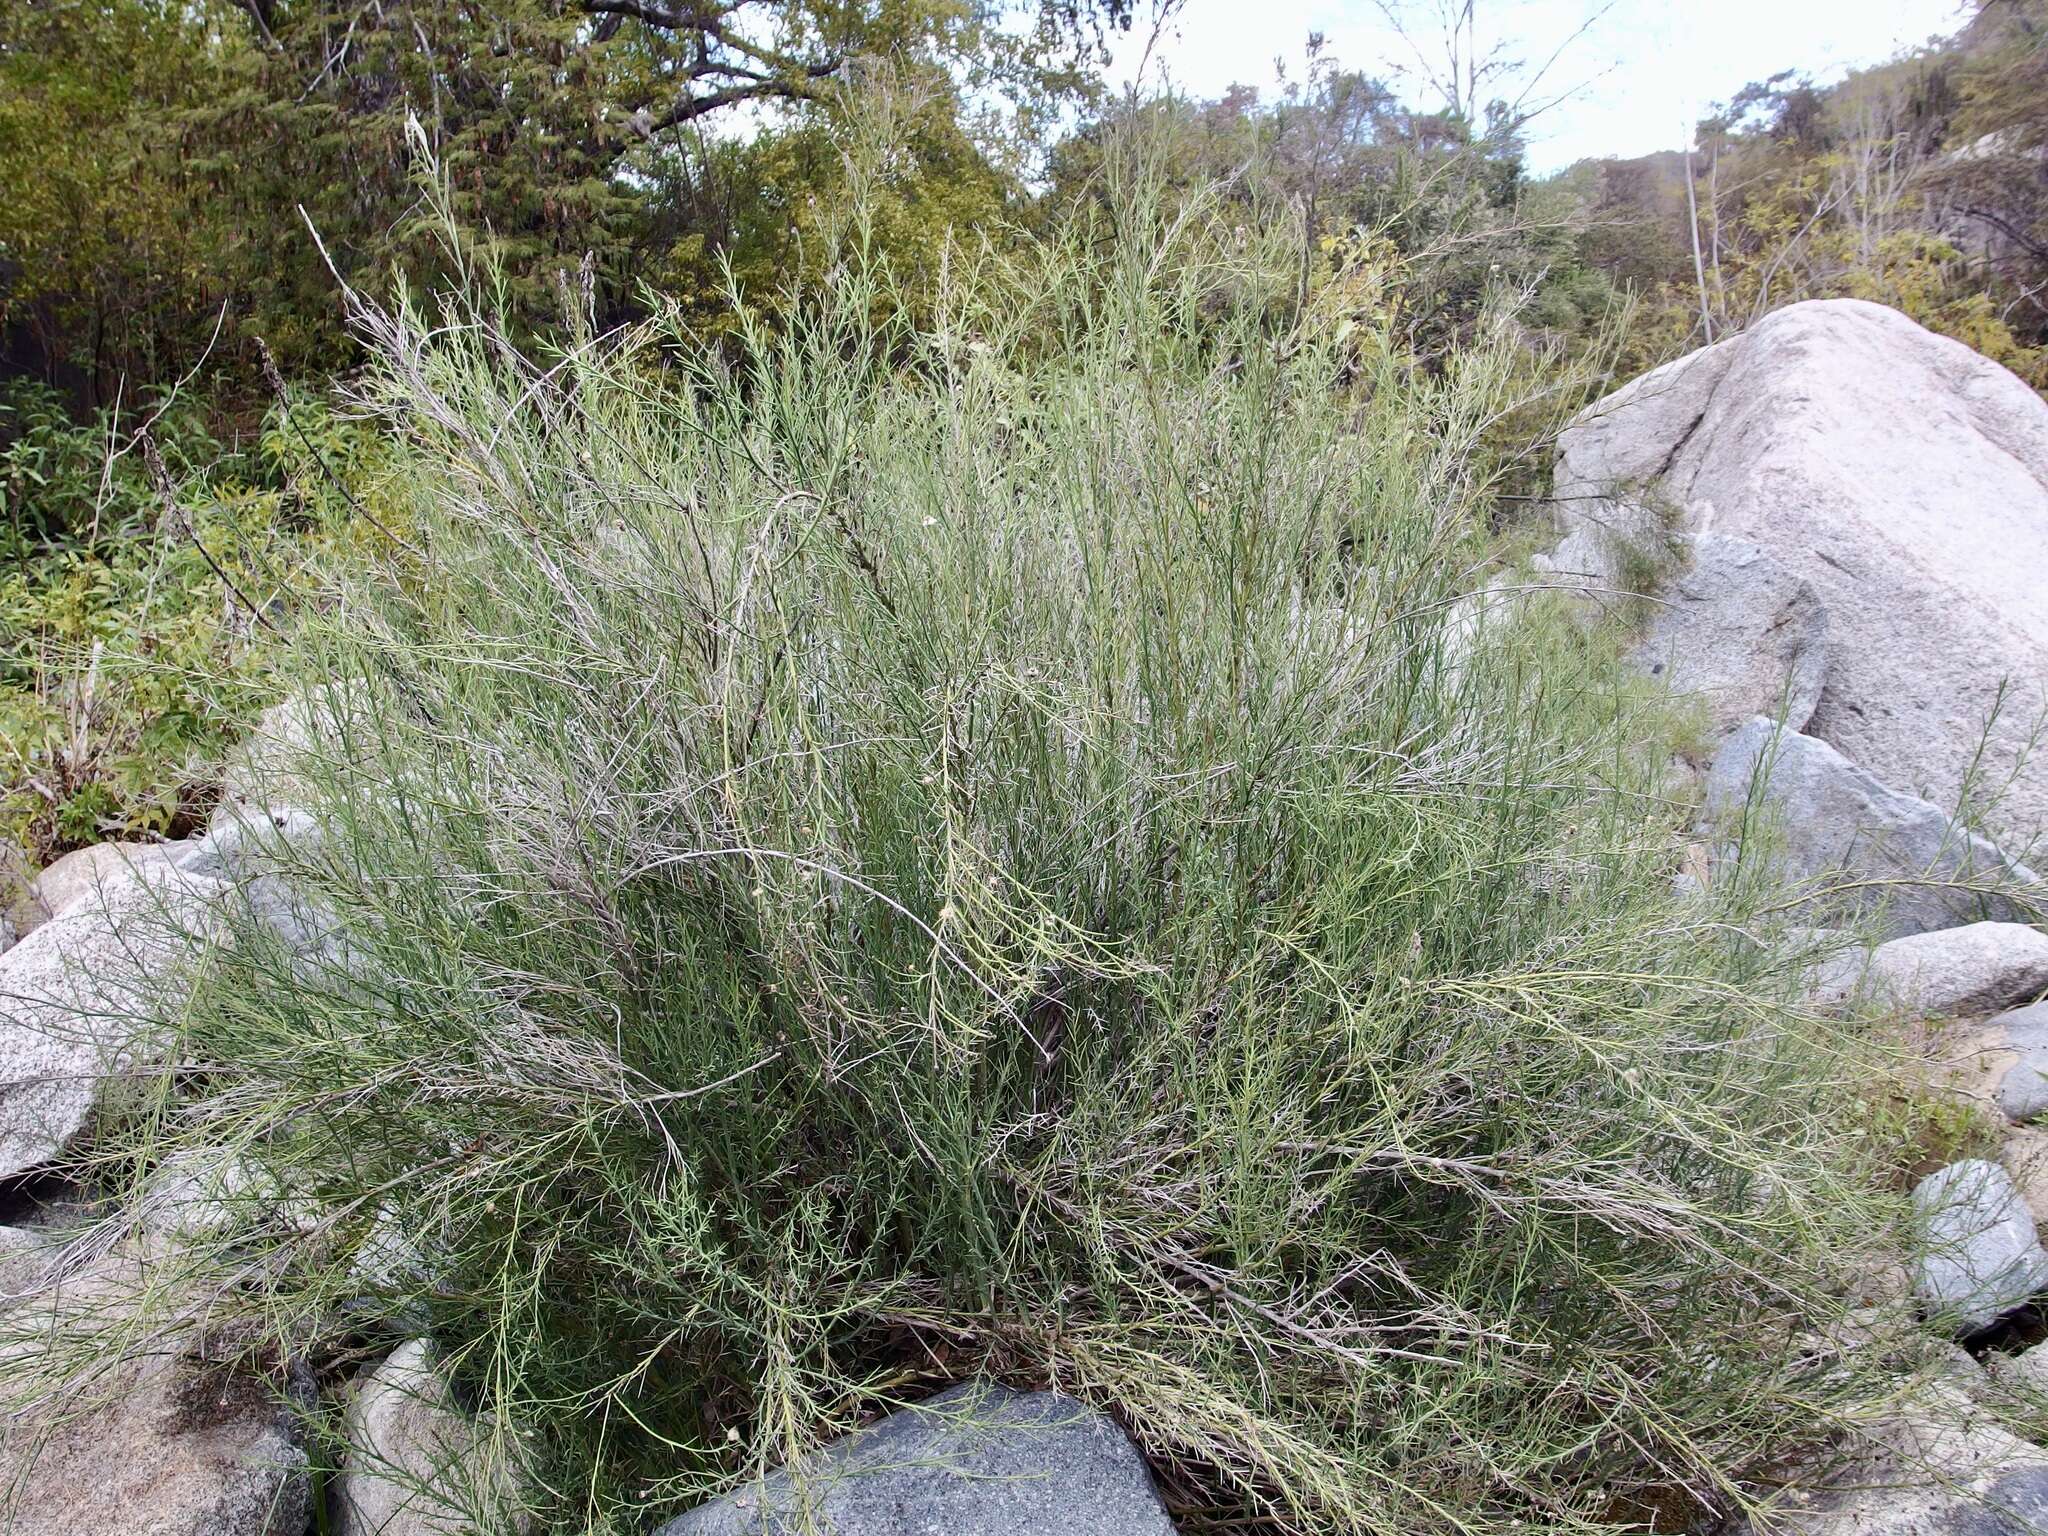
[1630,533,1828,736]
[0,862,227,1180]
[240,873,351,974]
[0,1354,311,1536]
[136,1152,317,1250]
[176,804,352,976]
[1911,1159,2048,1334]
[1706,718,2037,939]
[656,1380,1177,1536]
[334,1339,523,1536]
[0,1236,311,1536]
[1990,1337,2048,1396]
[0,1223,53,1302]
[1554,298,2048,846]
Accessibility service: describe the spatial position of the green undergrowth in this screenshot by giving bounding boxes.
[43,160,1927,1536]
[0,381,396,863]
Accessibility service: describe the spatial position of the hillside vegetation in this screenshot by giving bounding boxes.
[5,1,2047,868]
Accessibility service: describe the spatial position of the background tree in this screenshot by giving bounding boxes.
[1044,39,1570,364]
[2,0,1139,392]
[0,0,233,403]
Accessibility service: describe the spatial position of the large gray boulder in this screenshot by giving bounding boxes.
[334,1339,523,1536]
[1706,719,2037,939]
[176,804,352,978]
[0,862,227,1180]
[1554,299,2048,845]
[175,804,322,885]
[656,1380,1176,1536]
[1911,1159,2048,1334]
[1629,533,1828,736]
[11,839,179,938]
[214,685,362,824]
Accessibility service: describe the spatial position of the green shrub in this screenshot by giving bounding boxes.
[0,382,395,863]
[71,169,1914,1535]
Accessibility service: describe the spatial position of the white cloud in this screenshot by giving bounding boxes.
[1108,0,1969,172]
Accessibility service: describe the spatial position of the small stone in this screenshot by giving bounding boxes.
[655,1380,1176,1536]
[334,1339,524,1536]
[1911,1159,2048,1334]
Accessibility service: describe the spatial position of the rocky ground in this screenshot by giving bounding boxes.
[6,297,2048,1533]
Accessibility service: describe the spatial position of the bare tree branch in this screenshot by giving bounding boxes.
[575,0,847,136]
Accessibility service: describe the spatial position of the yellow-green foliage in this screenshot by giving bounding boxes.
[644,66,1020,342]
[1857,1067,2006,1190]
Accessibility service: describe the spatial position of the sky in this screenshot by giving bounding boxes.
[1105,0,1971,173]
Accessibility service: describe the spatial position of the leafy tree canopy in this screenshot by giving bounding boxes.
[1,0,1137,390]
